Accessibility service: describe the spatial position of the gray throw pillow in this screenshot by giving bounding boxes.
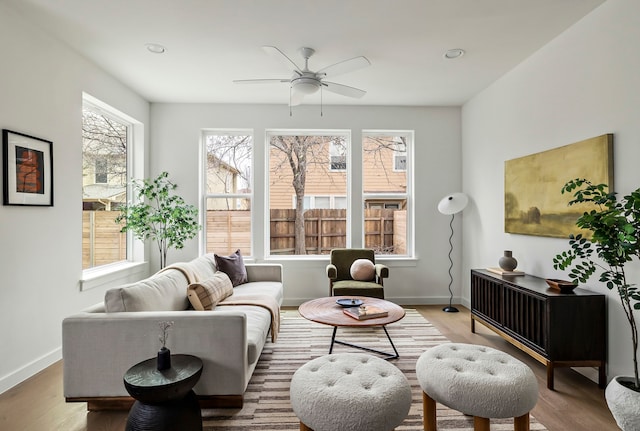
[214,249,248,286]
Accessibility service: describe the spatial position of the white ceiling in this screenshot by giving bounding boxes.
[5,0,606,106]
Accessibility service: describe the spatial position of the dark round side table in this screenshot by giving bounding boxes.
[123,354,203,431]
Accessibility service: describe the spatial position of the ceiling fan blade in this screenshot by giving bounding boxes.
[289,88,305,106]
[233,78,290,84]
[322,81,367,98]
[262,46,302,74]
[317,56,370,78]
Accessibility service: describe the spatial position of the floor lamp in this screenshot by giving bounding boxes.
[437,192,469,313]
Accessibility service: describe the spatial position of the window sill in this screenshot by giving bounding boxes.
[80,261,148,292]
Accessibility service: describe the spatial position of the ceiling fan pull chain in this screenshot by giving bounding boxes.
[320,86,323,117]
[289,86,293,117]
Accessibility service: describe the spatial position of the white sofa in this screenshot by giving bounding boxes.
[62,254,283,410]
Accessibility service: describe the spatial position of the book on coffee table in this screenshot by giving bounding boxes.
[343,305,389,320]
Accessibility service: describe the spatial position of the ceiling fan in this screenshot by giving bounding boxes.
[234,46,371,106]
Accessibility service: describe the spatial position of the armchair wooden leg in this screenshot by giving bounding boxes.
[300,422,313,431]
[422,391,437,431]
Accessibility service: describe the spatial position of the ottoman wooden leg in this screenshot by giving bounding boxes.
[473,416,490,431]
[300,422,313,431]
[422,391,437,431]
[514,412,530,431]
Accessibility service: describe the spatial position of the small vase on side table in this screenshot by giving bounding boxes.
[499,250,518,271]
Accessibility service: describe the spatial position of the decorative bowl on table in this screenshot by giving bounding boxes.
[545,278,578,293]
[336,298,364,307]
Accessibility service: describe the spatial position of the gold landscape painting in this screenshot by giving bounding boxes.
[504,134,613,238]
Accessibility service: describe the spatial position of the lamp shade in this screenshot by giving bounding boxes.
[437,192,468,215]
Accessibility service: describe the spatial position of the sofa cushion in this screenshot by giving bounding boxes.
[350,258,375,281]
[214,249,248,286]
[104,270,189,312]
[187,272,233,311]
[230,281,284,306]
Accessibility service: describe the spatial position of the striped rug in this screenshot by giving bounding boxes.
[202,309,547,430]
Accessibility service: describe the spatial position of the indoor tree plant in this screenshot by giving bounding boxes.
[552,178,640,430]
[116,171,201,269]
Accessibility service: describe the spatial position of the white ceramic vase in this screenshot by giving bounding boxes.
[605,376,640,431]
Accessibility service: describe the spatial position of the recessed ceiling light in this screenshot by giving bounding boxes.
[145,43,166,54]
[444,49,465,59]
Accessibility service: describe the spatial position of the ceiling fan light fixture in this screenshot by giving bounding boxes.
[292,77,320,95]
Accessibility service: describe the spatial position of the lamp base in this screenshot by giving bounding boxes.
[442,306,459,313]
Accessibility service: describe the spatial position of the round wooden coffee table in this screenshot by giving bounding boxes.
[298,296,406,359]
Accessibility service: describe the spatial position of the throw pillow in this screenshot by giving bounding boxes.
[350,258,375,281]
[214,249,248,287]
[187,271,233,311]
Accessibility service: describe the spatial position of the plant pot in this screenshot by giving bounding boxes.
[605,376,640,431]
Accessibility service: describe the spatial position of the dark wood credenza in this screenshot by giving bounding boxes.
[470,269,606,390]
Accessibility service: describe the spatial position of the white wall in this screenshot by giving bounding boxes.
[0,3,150,393]
[150,103,462,306]
[462,0,640,382]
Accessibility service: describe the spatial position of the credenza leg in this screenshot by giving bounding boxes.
[599,362,607,389]
[471,317,476,333]
[547,363,555,390]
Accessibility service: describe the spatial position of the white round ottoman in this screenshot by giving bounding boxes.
[290,353,412,431]
[416,343,538,431]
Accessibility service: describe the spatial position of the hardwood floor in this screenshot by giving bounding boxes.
[0,305,616,431]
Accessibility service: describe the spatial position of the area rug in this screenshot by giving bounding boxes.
[202,309,547,430]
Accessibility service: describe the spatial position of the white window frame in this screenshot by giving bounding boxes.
[80,93,146,291]
[362,130,414,257]
[200,129,254,257]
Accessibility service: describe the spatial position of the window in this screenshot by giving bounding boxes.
[94,158,108,183]
[394,142,407,171]
[329,140,347,171]
[82,98,132,269]
[268,131,349,255]
[362,131,412,255]
[202,131,253,256]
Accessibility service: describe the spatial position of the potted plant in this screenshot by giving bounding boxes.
[552,178,640,431]
[115,171,201,269]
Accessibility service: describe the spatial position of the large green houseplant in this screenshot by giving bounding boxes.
[552,178,640,430]
[116,172,200,269]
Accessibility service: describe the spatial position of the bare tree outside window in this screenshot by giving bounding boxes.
[269,134,348,255]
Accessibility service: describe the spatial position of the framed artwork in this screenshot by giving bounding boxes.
[2,129,53,206]
[504,134,613,238]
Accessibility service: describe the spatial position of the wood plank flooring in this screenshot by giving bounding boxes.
[0,305,617,431]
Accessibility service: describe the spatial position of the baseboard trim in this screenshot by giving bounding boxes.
[0,348,61,395]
